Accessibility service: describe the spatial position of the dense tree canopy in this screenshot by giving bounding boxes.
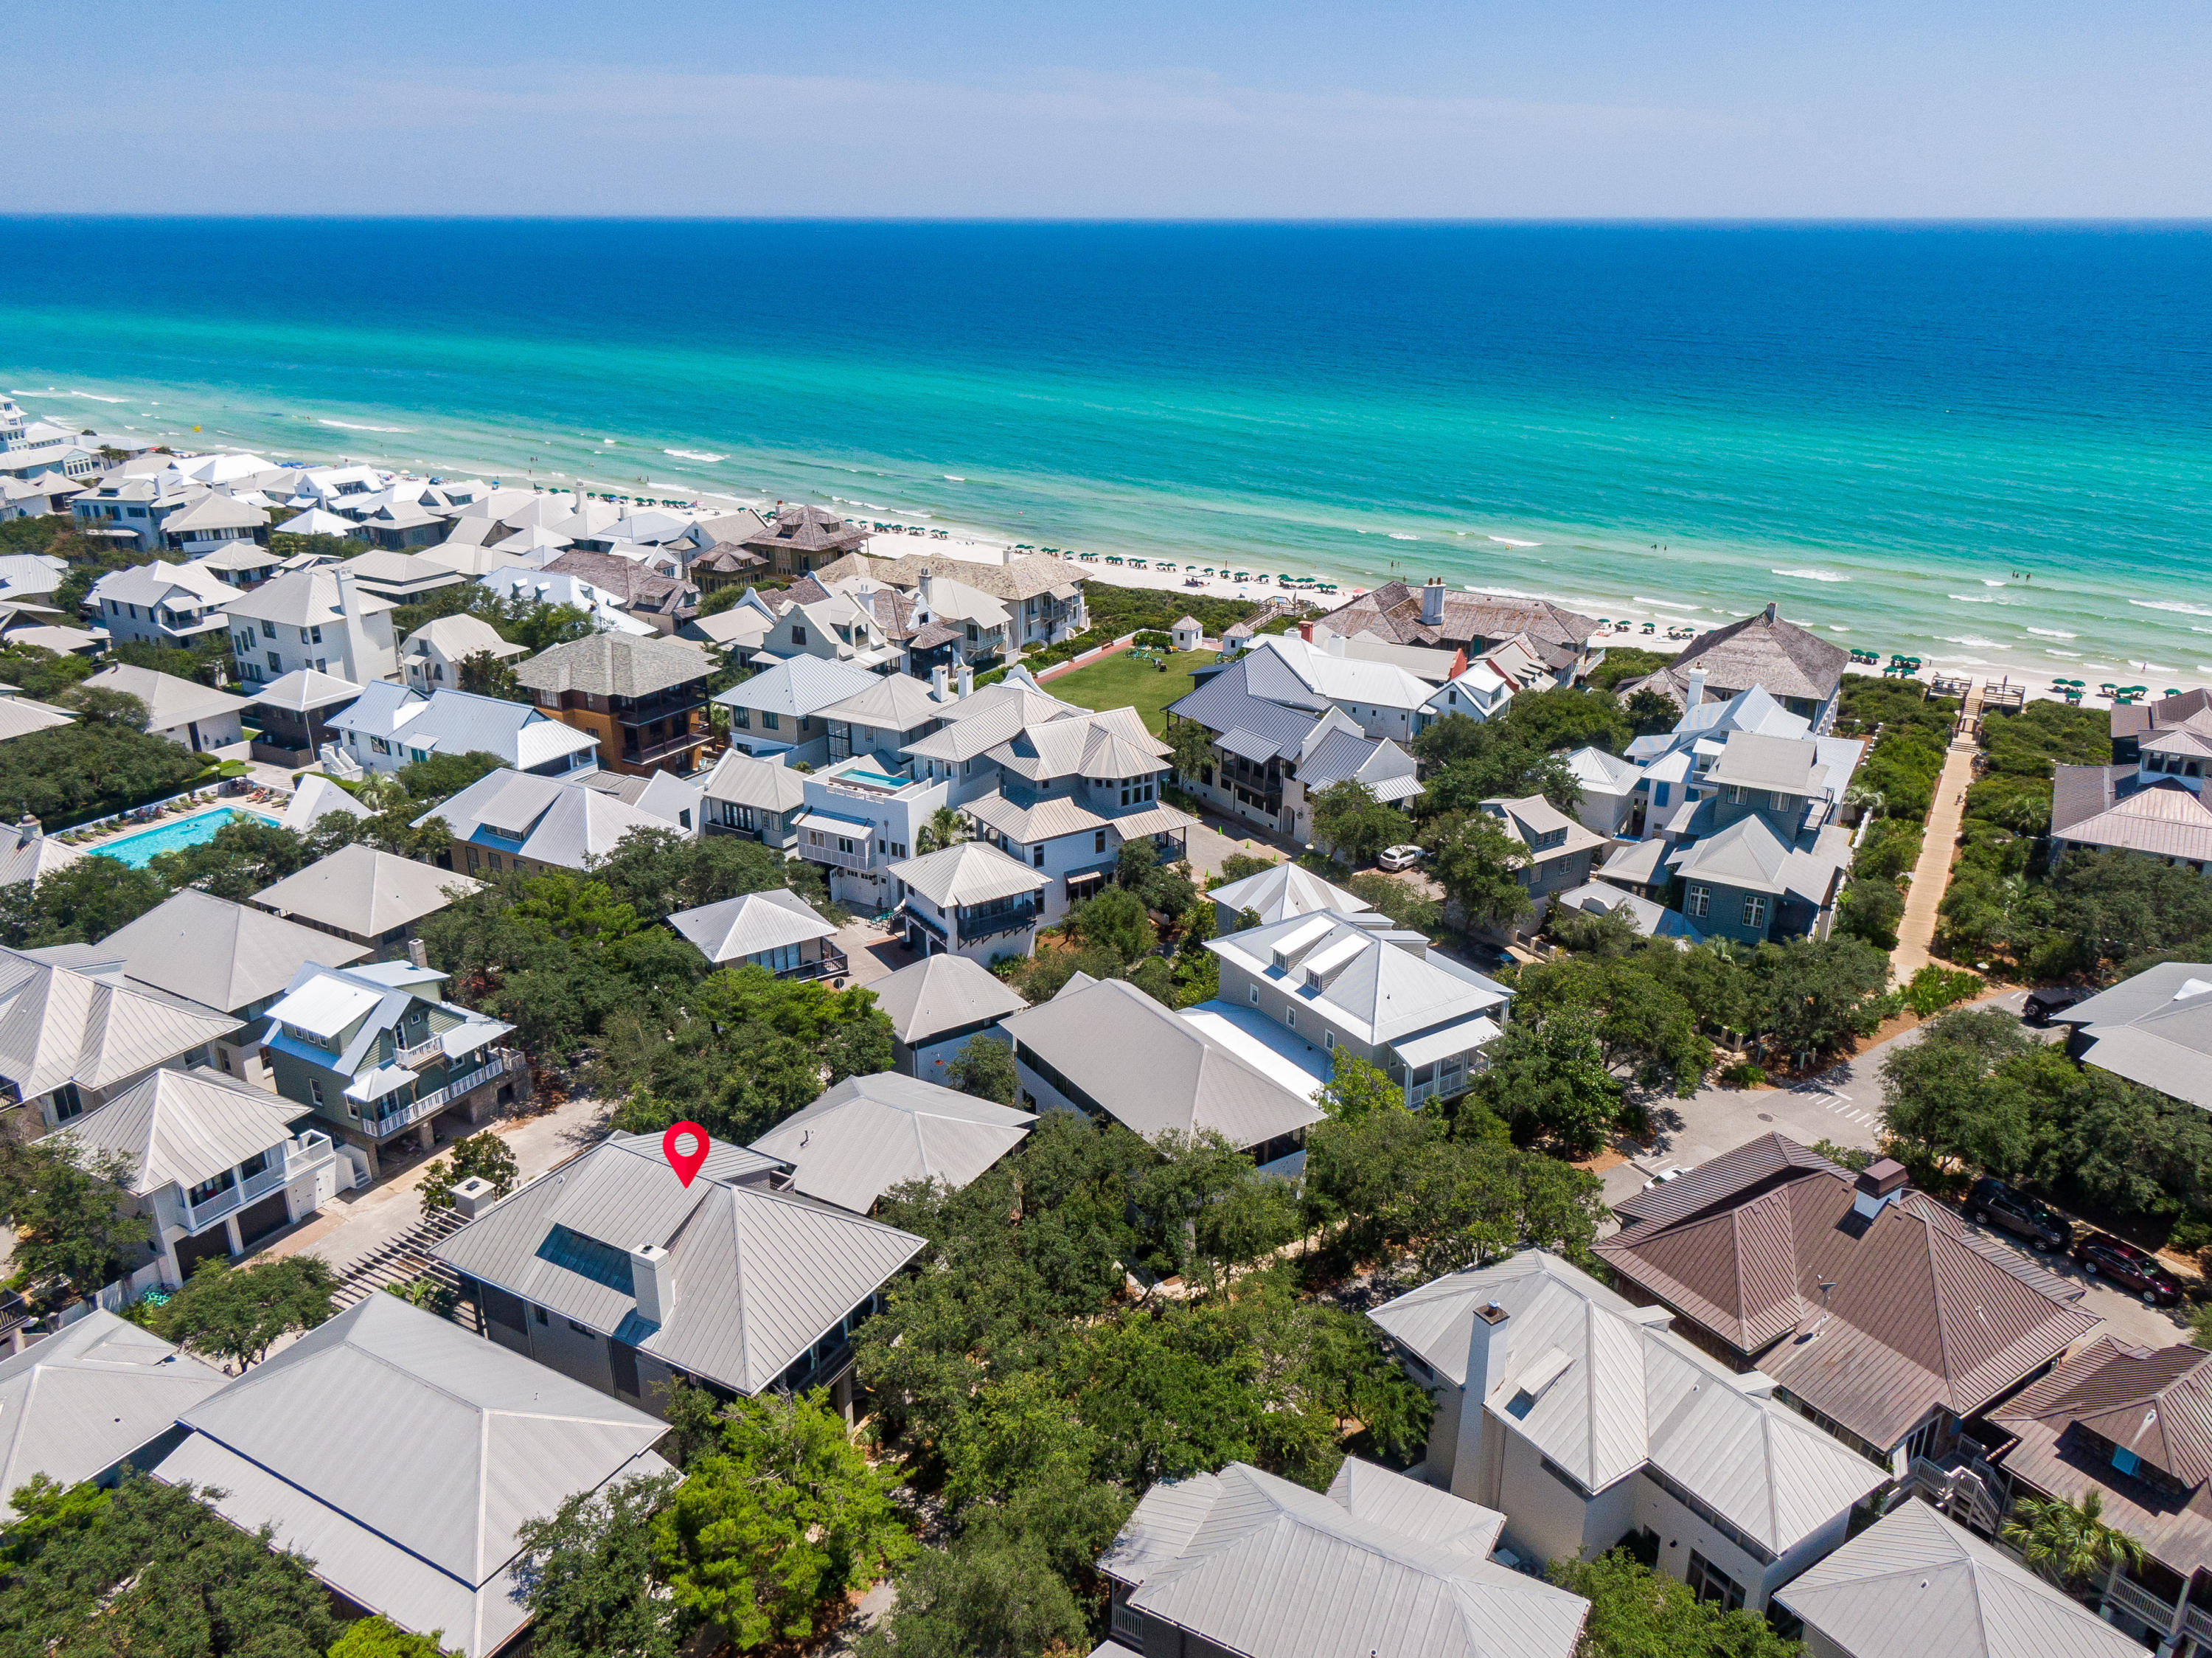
[0,1137,149,1298]
[150,1255,338,1372]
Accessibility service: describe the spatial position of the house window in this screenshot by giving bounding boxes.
[1684,884,1710,918]
[50,1082,84,1122]
[1284,1007,1297,1030]
[1655,782,1670,807]
[187,1170,236,1207]
[1741,894,1767,929]
[1032,844,1045,867]
[1249,985,1260,1005]
[762,711,779,730]
[260,620,276,639]
[1095,830,1107,854]
[309,1078,324,1106]
[791,625,806,645]
[1686,1552,1745,1612]
[1325,1031,1335,1050]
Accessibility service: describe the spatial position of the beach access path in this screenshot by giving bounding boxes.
[1891,697,1982,981]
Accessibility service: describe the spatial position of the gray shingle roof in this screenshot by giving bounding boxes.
[101,889,369,1013]
[749,1072,1034,1213]
[432,1130,925,1395]
[157,1294,670,1658]
[512,630,710,699]
[0,1311,226,1506]
[1775,1499,2143,1658]
[1101,1457,1586,1658]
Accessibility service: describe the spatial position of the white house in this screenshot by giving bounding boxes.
[397,614,526,691]
[80,664,249,752]
[88,561,243,649]
[886,841,1048,963]
[224,566,399,687]
[329,682,599,778]
[713,655,880,766]
[1368,1249,1890,1614]
[476,566,654,637]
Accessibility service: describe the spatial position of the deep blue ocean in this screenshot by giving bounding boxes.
[3,219,2209,684]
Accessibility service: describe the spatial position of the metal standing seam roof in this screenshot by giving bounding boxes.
[399,614,526,665]
[712,653,879,719]
[668,888,840,964]
[748,1072,1035,1213]
[1774,1498,2145,1658]
[1099,1459,1587,1658]
[700,750,810,814]
[101,888,369,1013]
[1367,1251,1888,1556]
[432,1131,925,1396]
[0,946,241,1099]
[889,839,1048,908]
[251,844,481,940]
[1001,975,1324,1151]
[414,769,684,873]
[1208,861,1369,926]
[2051,772,2212,861]
[89,558,244,610]
[158,1294,671,1658]
[43,1065,310,1195]
[2059,963,2212,1109]
[0,1311,228,1506]
[219,565,397,625]
[0,697,74,741]
[962,787,1109,843]
[813,671,955,732]
[1703,729,1829,794]
[1207,912,1509,1048]
[866,951,1029,1044]
[81,665,250,734]
[1597,1138,2099,1451]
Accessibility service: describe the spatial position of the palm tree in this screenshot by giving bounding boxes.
[916,806,966,856]
[2003,1491,2145,1592]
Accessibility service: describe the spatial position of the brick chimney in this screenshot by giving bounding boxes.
[1298,620,1313,643]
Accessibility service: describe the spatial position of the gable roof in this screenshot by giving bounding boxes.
[1775,1499,2143,1658]
[866,951,1029,1044]
[0,1311,226,1506]
[157,1294,669,1658]
[1100,1458,1586,1658]
[1626,605,1848,708]
[251,844,481,940]
[814,671,953,732]
[1001,975,1324,1151]
[44,1064,309,1194]
[749,1072,1034,1213]
[1596,1136,2099,1450]
[1368,1250,1889,1555]
[433,1130,926,1395]
[399,614,525,665]
[99,888,369,1013]
[81,665,249,735]
[513,629,710,699]
[0,945,240,1099]
[88,559,243,610]
[667,888,839,964]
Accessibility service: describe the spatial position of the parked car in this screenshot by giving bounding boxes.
[1377,844,1425,872]
[2073,1232,2183,1305]
[2024,985,2089,1027]
[1964,1176,2071,1251]
[1642,1166,1687,1192]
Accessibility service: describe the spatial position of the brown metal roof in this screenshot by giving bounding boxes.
[1993,1337,2212,1488]
[1596,1136,2098,1451]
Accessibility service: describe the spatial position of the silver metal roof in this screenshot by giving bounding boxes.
[866,952,1029,1044]
[0,945,241,1099]
[432,1131,923,1395]
[159,1294,669,1658]
[102,889,369,1014]
[45,1065,309,1195]
[251,844,481,940]
[1206,862,1370,926]
[1101,1459,1585,1658]
[1775,1499,2144,1658]
[0,1310,226,1506]
[668,888,839,965]
[888,840,1048,908]
[749,1072,1033,1213]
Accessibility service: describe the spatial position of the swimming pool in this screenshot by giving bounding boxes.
[88,806,282,868]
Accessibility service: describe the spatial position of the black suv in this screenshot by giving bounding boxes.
[2073,1232,2183,1306]
[1965,1177,2070,1252]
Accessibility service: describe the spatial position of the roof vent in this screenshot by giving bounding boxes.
[1851,1159,1907,1221]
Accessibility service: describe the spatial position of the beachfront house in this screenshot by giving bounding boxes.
[71,471,212,553]
[1368,1249,1889,1615]
[542,548,700,635]
[740,504,873,576]
[79,664,249,752]
[2052,696,2212,875]
[700,749,808,850]
[44,1066,349,1280]
[866,951,1029,1083]
[413,766,693,878]
[0,944,240,1133]
[1001,973,1324,1174]
[1098,1457,1590,1658]
[260,958,528,1178]
[251,843,483,960]
[512,630,712,777]
[88,560,243,650]
[887,840,1048,962]
[223,566,400,687]
[432,1128,925,1421]
[329,681,600,778]
[808,547,1091,653]
[713,655,880,766]
[1318,577,1602,685]
[1203,909,1509,1108]
[1620,602,1850,732]
[1593,1135,2098,1474]
[97,889,370,1087]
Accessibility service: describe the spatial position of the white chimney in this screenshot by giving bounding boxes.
[1422,576,1446,627]
[917,570,933,612]
[14,814,38,847]
[956,661,973,698]
[1466,1299,1512,1405]
[1001,545,1016,566]
[1686,666,1707,709]
[1326,631,1346,658]
[931,664,950,701]
[333,566,378,683]
[629,1242,672,1325]
[447,1175,496,1218]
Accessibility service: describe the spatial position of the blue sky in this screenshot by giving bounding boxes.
[6,0,2208,216]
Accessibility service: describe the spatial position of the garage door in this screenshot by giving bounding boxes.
[174,1227,232,1277]
[235,1191,291,1248]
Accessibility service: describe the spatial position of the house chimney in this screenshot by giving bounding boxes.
[1422,576,1446,627]
[448,1175,496,1219]
[1686,666,1706,709]
[956,661,973,698]
[406,937,428,969]
[1298,620,1314,643]
[1466,1299,1512,1405]
[917,570,933,611]
[1326,631,1346,658]
[1850,1159,1908,1221]
[1764,600,1778,623]
[1001,546,1016,566]
[629,1242,673,1325]
[931,664,950,701]
[15,814,38,847]
[333,565,378,682]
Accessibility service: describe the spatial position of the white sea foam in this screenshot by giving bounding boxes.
[2133,662,2177,673]
[1632,598,1703,614]
[2046,650,2083,659]
[2025,628,2079,639]
[664,449,726,464]
[1388,533,1418,541]
[1947,594,2015,605]
[943,474,965,482]
[14,388,130,403]
[1942,636,2002,649]
[1773,567,1849,583]
[1829,626,1851,634]
[316,418,411,433]
[1487,535,1541,548]
[1983,579,2007,586]
[2132,599,2212,618]
[1932,655,1991,666]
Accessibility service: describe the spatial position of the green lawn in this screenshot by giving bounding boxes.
[1042,648,1203,734]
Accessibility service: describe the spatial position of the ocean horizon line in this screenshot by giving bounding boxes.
[6,212,2212,229]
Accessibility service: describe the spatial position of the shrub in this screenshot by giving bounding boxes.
[1719,1060,1768,1089]
[1904,965,1983,1018]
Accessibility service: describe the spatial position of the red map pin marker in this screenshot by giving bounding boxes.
[662,1121,710,1187]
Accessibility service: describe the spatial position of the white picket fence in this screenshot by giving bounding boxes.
[53,1260,173,1329]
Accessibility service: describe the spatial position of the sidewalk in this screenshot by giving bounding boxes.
[1891,730,1980,980]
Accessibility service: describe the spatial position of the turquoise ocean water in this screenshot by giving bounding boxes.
[3,219,2209,687]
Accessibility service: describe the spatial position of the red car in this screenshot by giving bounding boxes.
[2073,1233,2183,1306]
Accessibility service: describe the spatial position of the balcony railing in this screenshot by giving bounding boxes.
[2099,1574,2174,1634]
[799,836,872,872]
[365,1050,524,1140]
[621,728,706,766]
[959,901,1039,942]
[178,1132,335,1234]
[395,1036,444,1070]
[775,948,849,982]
